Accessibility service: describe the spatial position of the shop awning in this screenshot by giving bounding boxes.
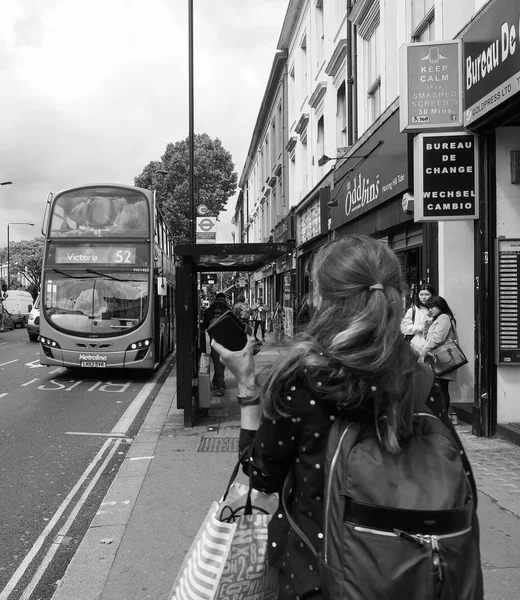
[174,242,294,272]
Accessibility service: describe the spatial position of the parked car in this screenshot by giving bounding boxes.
[3,290,34,328]
[27,295,40,342]
[1,306,14,331]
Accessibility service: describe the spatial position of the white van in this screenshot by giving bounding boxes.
[4,290,34,328]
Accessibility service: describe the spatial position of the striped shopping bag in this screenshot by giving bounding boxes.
[171,501,233,600]
[170,476,279,600]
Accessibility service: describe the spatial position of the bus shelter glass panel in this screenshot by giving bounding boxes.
[50,187,150,237]
[43,272,149,335]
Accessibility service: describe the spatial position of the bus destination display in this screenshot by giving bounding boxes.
[55,245,137,265]
[497,239,520,364]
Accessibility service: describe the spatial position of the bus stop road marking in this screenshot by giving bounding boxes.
[0,359,18,367]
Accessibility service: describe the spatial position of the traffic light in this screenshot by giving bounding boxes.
[201,273,217,285]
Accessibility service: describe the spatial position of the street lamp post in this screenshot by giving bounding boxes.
[7,222,34,287]
[188,0,195,244]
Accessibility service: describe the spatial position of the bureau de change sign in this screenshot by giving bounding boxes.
[414,132,478,221]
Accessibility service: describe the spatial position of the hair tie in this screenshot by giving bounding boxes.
[369,283,384,292]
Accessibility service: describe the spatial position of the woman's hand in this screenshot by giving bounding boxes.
[211,335,256,389]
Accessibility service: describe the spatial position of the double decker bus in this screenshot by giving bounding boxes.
[38,184,175,370]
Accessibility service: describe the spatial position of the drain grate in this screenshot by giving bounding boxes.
[198,437,239,453]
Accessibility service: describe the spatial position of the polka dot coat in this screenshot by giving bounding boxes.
[239,377,342,600]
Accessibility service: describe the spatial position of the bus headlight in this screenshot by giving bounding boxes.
[40,336,61,349]
[126,339,152,351]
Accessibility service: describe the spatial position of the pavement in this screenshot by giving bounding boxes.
[50,339,520,600]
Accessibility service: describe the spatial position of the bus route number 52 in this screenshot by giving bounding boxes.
[115,249,134,263]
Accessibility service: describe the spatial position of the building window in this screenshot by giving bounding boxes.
[289,64,296,115]
[316,2,324,66]
[336,81,347,148]
[317,116,325,163]
[300,34,308,100]
[412,0,434,42]
[359,2,381,126]
[367,76,381,123]
[301,133,308,194]
[336,0,347,22]
[277,102,283,159]
[271,119,277,167]
[265,138,269,180]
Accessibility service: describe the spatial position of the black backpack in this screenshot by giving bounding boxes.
[283,365,483,600]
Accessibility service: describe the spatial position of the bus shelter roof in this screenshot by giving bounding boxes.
[174,242,294,272]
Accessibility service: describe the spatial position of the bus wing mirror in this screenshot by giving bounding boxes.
[157,277,167,296]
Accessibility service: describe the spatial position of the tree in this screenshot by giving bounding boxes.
[134,133,238,244]
[0,237,44,298]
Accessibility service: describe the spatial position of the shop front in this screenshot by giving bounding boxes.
[329,106,437,301]
[272,212,296,338]
[295,184,331,330]
[461,0,520,436]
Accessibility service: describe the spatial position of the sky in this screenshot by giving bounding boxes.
[0,0,290,246]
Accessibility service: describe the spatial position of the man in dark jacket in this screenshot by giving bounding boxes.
[202,292,230,391]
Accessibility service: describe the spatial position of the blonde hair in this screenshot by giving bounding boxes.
[261,235,418,453]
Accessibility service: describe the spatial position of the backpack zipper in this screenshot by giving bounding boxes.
[353,525,471,541]
[323,423,352,565]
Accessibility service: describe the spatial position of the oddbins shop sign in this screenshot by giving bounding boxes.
[414,132,478,222]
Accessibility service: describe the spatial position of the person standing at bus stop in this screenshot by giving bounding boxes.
[202,292,231,391]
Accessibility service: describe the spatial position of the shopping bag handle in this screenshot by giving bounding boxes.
[221,447,254,515]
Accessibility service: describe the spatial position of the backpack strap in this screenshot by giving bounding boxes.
[421,378,479,509]
[281,420,363,558]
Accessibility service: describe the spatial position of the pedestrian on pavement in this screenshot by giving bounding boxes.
[401,283,436,352]
[419,295,460,424]
[202,292,230,391]
[211,235,470,600]
[272,301,284,345]
[251,298,268,342]
[232,294,251,325]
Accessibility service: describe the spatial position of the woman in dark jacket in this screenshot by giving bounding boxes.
[212,235,428,599]
[419,295,460,422]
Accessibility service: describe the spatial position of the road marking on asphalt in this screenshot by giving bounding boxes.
[0,393,7,399]
[21,378,39,387]
[18,439,122,600]
[0,438,115,600]
[0,359,18,367]
[110,382,155,435]
[64,431,128,437]
[129,456,155,460]
[49,367,64,374]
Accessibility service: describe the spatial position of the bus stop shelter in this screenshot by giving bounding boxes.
[174,242,294,426]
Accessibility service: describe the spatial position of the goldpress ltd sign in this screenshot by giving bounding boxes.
[413,132,478,222]
[462,0,520,126]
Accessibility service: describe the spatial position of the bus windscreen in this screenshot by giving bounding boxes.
[50,187,149,237]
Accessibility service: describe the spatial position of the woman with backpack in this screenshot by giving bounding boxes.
[419,295,460,423]
[401,283,436,351]
[211,235,482,600]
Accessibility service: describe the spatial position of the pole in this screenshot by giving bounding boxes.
[6,225,9,287]
[188,0,195,244]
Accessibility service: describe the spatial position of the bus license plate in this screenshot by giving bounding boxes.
[80,361,107,368]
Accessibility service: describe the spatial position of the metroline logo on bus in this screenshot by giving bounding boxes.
[413,132,478,222]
